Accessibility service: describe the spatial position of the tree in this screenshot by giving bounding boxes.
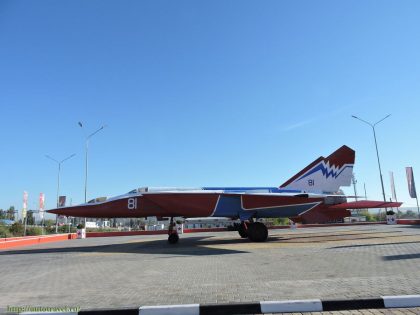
[6,206,15,220]
[0,209,5,219]
[360,210,378,222]
[44,219,55,227]
[402,210,417,219]
[26,211,35,225]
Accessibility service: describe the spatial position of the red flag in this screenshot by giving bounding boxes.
[406,167,417,199]
[389,171,397,201]
[59,196,66,207]
[22,191,28,219]
[39,193,45,219]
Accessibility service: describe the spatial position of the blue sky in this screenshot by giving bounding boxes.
[1,0,420,216]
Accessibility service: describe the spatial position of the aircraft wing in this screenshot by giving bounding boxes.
[328,200,402,210]
[141,191,325,220]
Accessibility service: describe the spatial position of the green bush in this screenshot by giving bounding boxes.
[272,218,291,225]
[45,225,57,234]
[26,226,43,236]
[86,227,117,232]
[44,219,55,227]
[9,222,24,236]
[0,224,12,238]
[360,211,378,222]
[57,225,76,233]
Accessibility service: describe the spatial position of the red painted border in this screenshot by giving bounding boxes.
[183,228,227,233]
[0,234,76,250]
[1,235,43,242]
[397,219,420,225]
[293,222,386,228]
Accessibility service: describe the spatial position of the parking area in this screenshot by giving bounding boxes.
[1,224,420,313]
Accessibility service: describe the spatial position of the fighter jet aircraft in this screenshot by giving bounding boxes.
[48,145,401,244]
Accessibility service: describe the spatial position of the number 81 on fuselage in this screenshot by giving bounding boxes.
[128,198,138,210]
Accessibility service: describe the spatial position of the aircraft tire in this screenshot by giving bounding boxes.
[248,222,268,242]
[238,223,248,238]
[168,233,179,244]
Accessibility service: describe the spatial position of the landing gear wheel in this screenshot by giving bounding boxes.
[247,222,268,242]
[238,222,248,238]
[168,233,179,244]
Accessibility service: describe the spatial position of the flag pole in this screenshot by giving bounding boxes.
[24,216,27,236]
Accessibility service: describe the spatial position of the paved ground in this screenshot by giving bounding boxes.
[1,225,420,314]
[275,309,420,314]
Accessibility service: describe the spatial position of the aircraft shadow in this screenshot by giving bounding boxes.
[396,225,420,230]
[277,230,403,241]
[0,236,259,257]
[328,240,420,249]
[383,253,420,261]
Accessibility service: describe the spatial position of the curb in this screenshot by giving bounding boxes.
[16,295,420,314]
[0,234,76,250]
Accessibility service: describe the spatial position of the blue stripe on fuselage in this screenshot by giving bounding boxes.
[212,195,242,217]
[203,187,301,193]
[253,202,320,218]
[212,195,320,220]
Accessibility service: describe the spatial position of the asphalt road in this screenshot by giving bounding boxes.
[1,224,420,313]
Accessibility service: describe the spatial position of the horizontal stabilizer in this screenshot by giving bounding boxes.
[329,200,402,210]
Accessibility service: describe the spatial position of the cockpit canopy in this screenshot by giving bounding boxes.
[127,187,200,194]
[88,196,108,203]
[128,187,149,194]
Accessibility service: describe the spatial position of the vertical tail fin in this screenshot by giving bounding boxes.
[280,145,355,193]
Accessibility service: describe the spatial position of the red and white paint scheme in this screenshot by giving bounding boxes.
[49,146,401,243]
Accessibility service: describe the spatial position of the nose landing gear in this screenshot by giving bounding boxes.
[168,233,179,244]
[167,217,179,244]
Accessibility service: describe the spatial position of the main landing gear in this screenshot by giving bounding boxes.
[238,222,249,238]
[167,217,179,244]
[238,221,268,242]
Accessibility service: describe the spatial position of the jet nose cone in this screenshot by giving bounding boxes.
[48,208,70,215]
[47,205,92,218]
[47,208,60,215]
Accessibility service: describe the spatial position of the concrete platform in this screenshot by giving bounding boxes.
[1,224,420,313]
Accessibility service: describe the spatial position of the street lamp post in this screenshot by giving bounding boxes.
[351,114,391,217]
[45,153,76,233]
[78,122,106,226]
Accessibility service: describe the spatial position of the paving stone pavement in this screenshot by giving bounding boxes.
[266,309,420,315]
[1,225,420,313]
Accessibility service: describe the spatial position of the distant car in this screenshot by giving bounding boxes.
[0,219,15,226]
